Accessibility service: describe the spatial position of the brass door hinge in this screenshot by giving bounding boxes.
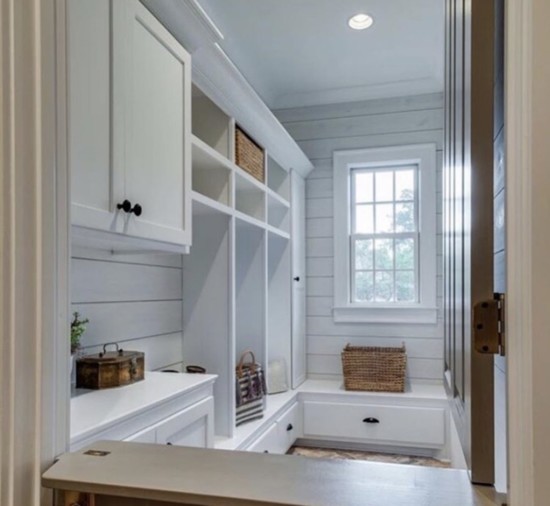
[473,293,505,356]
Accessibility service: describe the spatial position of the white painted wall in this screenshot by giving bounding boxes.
[275,93,444,382]
[71,247,184,371]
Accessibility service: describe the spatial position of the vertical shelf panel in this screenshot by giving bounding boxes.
[267,233,292,391]
[183,202,233,438]
[235,219,267,376]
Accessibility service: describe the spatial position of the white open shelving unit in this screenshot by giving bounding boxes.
[183,87,294,441]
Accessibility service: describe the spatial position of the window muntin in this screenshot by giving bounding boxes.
[350,165,419,304]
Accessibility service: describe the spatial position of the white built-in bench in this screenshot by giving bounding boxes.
[215,379,449,460]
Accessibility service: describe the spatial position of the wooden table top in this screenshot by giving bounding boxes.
[43,441,503,506]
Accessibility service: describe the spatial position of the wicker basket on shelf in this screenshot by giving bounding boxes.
[341,344,407,393]
[235,126,265,182]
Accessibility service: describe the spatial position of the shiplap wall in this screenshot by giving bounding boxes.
[71,247,184,371]
[275,93,444,382]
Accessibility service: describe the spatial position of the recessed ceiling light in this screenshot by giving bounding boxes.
[348,13,374,30]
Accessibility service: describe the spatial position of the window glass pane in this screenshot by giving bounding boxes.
[375,203,394,233]
[375,271,394,302]
[375,171,393,202]
[355,204,374,233]
[355,271,374,302]
[395,238,415,270]
[395,202,415,232]
[396,271,416,302]
[355,239,373,269]
[355,172,373,203]
[395,169,415,201]
[375,239,393,269]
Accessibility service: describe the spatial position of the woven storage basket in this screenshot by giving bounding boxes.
[235,126,265,182]
[341,344,407,393]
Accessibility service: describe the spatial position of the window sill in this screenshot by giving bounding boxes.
[332,305,438,324]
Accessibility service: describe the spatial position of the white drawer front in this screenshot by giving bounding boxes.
[303,401,445,447]
[276,402,302,453]
[247,423,279,454]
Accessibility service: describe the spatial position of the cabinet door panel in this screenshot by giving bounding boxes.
[156,397,214,448]
[113,0,192,245]
[291,171,307,388]
[68,0,118,232]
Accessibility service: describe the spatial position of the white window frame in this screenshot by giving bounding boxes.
[333,144,438,324]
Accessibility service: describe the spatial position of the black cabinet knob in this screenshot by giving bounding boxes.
[363,417,380,424]
[131,203,142,217]
[117,199,132,213]
[166,442,173,446]
[293,276,300,282]
[263,450,269,453]
[286,423,293,432]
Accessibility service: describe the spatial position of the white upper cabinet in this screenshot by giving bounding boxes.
[68,0,115,233]
[68,0,192,250]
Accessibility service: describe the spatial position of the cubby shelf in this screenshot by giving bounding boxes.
[191,191,233,217]
[186,84,300,439]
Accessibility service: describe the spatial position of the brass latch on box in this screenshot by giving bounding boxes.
[473,293,505,356]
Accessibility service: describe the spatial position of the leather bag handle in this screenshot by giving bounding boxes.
[237,349,257,377]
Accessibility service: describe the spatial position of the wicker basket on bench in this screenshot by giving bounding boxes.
[341,344,407,393]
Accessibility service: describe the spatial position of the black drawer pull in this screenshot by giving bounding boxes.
[263,450,269,453]
[166,442,173,446]
[131,203,143,217]
[117,199,132,213]
[286,423,293,432]
[363,417,380,424]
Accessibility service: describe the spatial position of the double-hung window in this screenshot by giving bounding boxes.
[333,144,437,324]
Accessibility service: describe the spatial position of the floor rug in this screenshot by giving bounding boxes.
[287,446,450,469]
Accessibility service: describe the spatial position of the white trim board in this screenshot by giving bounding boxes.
[506,0,536,504]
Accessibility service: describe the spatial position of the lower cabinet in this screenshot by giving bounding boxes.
[157,397,214,448]
[124,396,214,448]
[303,401,445,448]
[246,402,302,454]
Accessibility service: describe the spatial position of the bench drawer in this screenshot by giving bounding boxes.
[276,402,302,453]
[303,401,445,447]
[247,422,279,454]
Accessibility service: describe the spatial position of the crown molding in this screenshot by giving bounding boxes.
[272,77,445,110]
[192,44,313,177]
[142,0,314,177]
[141,0,223,52]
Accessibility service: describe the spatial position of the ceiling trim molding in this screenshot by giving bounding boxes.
[192,44,313,177]
[141,0,223,52]
[142,0,314,177]
[273,78,445,110]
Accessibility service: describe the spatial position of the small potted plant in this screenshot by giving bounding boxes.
[70,312,89,377]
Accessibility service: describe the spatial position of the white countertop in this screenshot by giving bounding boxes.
[71,372,216,444]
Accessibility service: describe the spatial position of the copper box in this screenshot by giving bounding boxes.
[76,343,144,389]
